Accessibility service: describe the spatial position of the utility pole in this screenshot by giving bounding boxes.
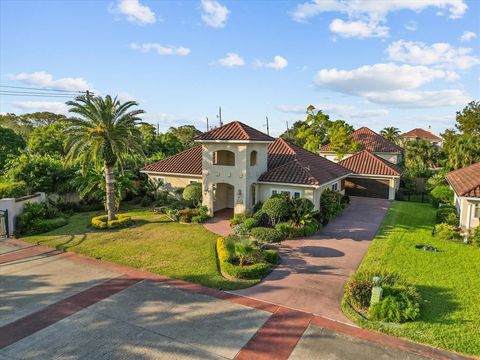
[85,89,94,100]
[265,116,270,135]
[286,121,290,137]
[157,122,160,135]
[217,107,223,127]
[206,116,209,131]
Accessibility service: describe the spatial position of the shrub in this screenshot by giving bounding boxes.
[435,206,457,224]
[0,181,28,199]
[303,221,319,236]
[320,189,344,222]
[262,197,290,226]
[91,214,133,230]
[289,197,314,226]
[216,237,272,279]
[251,227,284,243]
[182,183,202,207]
[15,202,68,236]
[469,227,480,247]
[263,249,280,264]
[430,185,454,206]
[230,213,247,226]
[252,209,269,226]
[243,217,258,231]
[24,217,68,236]
[433,223,461,242]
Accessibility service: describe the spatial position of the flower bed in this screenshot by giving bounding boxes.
[91,214,133,229]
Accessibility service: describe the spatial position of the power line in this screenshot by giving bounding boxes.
[0,85,84,94]
[0,92,75,98]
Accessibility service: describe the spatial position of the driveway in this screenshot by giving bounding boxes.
[232,196,391,324]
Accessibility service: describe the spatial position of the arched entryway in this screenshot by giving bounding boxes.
[213,183,234,217]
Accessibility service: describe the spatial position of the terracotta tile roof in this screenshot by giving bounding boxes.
[402,128,442,142]
[259,138,352,185]
[194,121,275,142]
[320,127,403,154]
[142,145,202,175]
[339,150,402,177]
[446,162,480,197]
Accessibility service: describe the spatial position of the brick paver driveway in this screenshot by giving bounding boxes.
[232,196,391,324]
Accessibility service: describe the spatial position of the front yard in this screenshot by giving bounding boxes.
[345,201,480,356]
[20,209,258,290]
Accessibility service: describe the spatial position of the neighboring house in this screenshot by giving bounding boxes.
[339,150,402,200]
[401,128,442,147]
[446,162,480,231]
[319,126,403,165]
[142,121,352,215]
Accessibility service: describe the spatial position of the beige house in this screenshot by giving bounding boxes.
[446,162,480,231]
[401,128,442,147]
[142,121,352,215]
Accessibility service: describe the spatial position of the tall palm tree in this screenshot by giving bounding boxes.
[447,135,480,170]
[380,127,401,143]
[65,95,145,220]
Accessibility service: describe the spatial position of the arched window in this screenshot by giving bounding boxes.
[250,151,257,166]
[213,150,235,166]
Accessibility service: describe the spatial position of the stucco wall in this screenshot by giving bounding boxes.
[145,173,201,194]
[457,196,480,230]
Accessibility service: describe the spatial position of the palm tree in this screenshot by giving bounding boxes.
[65,95,145,220]
[447,135,480,170]
[380,127,401,143]
[234,239,254,267]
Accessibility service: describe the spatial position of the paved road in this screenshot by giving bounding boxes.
[232,196,391,323]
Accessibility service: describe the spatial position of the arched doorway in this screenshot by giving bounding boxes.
[213,183,234,217]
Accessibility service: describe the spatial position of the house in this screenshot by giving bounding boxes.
[319,126,403,165]
[446,162,480,231]
[141,121,352,215]
[401,128,442,147]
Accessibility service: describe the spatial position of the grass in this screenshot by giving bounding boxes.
[20,209,258,291]
[343,201,480,356]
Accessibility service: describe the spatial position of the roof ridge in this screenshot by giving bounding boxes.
[234,121,251,139]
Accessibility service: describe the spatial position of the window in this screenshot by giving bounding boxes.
[474,204,480,218]
[189,179,199,184]
[213,150,235,166]
[250,151,257,166]
[294,192,301,199]
[271,189,302,199]
[331,183,338,191]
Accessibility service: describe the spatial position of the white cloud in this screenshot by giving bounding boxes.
[8,71,93,91]
[116,0,156,25]
[12,101,69,114]
[387,40,480,69]
[254,55,288,70]
[460,31,477,42]
[404,20,417,31]
[201,0,229,28]
[278,103,388,118]
[130,42,190,56]
[329,19,388,38]
[117,91,138,102]
[364,89,471,108]
[218,52,245,67]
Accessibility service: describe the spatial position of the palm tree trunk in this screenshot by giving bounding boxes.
[104,163,116,221]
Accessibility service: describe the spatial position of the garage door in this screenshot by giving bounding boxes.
[344,177,389,199]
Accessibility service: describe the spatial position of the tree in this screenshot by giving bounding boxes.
[182,183,202,207]
[65,95,145,220]
[280,120,305,146]
[0,126,26,171]
[262,197,290,226]
[28,121,67,157]
[169,125,201,149]
[404,139,439,175]
[455,101,480,135]
[328,120,360,160]
[158,132,184,156]
[446,135,480,170]
[380,127,401,143]
[296,106,332,153]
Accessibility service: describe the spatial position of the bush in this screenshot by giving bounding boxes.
[0,181,28,199]
[289,197,314,226]
[433,223,461,242]
[251,227,284,243]
[182,183,202,207]
[435,206,457,224]
[216,237,272,280]
[320,189,344,222]
[275,222,308,238]
[430,185,454,206]
[91,214,133,230]
[262,197,290,226]
[303,220,319,236]
[230,213,247,226]
[469,227,480,247]
[263,249,280,264]
[16,202,68,236]
[24,217,68,236]
[234,217,259,235]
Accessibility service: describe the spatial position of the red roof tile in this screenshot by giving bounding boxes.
[142,145,202,175]
[446,162,480,197]
[320,127,403,153]
[339,150,402,177]
[194,121,275,142]
[402,128,442,142]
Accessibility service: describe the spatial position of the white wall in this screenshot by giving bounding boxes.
[0,192,46,236]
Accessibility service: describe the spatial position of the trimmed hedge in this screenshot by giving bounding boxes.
[263,249,280,264]
[91,214,133,230]
[216,237,272,280]
[21,217,68,236]
[435,206,459,226]
[0,181,28,199]
[250,227,284,243]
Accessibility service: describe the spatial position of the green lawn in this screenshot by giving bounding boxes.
[20,209,257,290]
[345,201,480,356]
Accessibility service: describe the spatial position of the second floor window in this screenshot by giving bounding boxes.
[250,151,257,166]
[213,150,235,166]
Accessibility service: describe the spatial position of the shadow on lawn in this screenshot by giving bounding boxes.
[417,285,460,325]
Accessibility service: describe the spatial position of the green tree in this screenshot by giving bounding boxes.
[380,127,401,143]
[280,120,305,146]
[446,135,480,170]
[139,124,164,158]
[65,95,145,220]
[182,183,202,207]
[169,125,201,149]
[455,101,480,135]
[158,132,184,156]
[0,126,26,171]
[28,121,67,157]
[296,106,332,153]
[328,120,360,160]
[404,139,439,176]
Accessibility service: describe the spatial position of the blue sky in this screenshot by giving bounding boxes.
[1,0,479,136]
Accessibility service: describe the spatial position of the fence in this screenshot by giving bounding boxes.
[0,192,46,236]
[395,190,431,203]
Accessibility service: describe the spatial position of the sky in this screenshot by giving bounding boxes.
[0,0,479,136]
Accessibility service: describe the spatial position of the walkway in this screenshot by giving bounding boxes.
[203,208,233,236]
[0,238,470,360]
[232,196,391,324]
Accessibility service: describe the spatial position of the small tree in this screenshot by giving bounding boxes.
[431,185,454,206]
[262,197,290,226]
[320,189,343,221]
[183,183,202,207]
[234,239,254,267]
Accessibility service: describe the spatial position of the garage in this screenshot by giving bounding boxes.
[344,177,390,199]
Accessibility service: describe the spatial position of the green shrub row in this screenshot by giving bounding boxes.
[250,227,284,243]
[0,181,28,199]
[16,202,69,236]
[435,205,459,226]
[162,206,209,223]
[91,214,133,229]
[433,223,462,242]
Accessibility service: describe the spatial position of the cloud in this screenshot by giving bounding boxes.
[201,0,229,28]
[8,71,93,91]
[387,40,480,69]
[115,0,156,25]
[218,52,245,67]
[130,42,190,56]
[117,91,138,102]
[143,113,207,131]
[460,31,477,42]
[329,19,388,38]
[12,101,69,114]
[404,20,417,31]
[278,103,389,118]
[364,89,470,108]
[254,55,288,70]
